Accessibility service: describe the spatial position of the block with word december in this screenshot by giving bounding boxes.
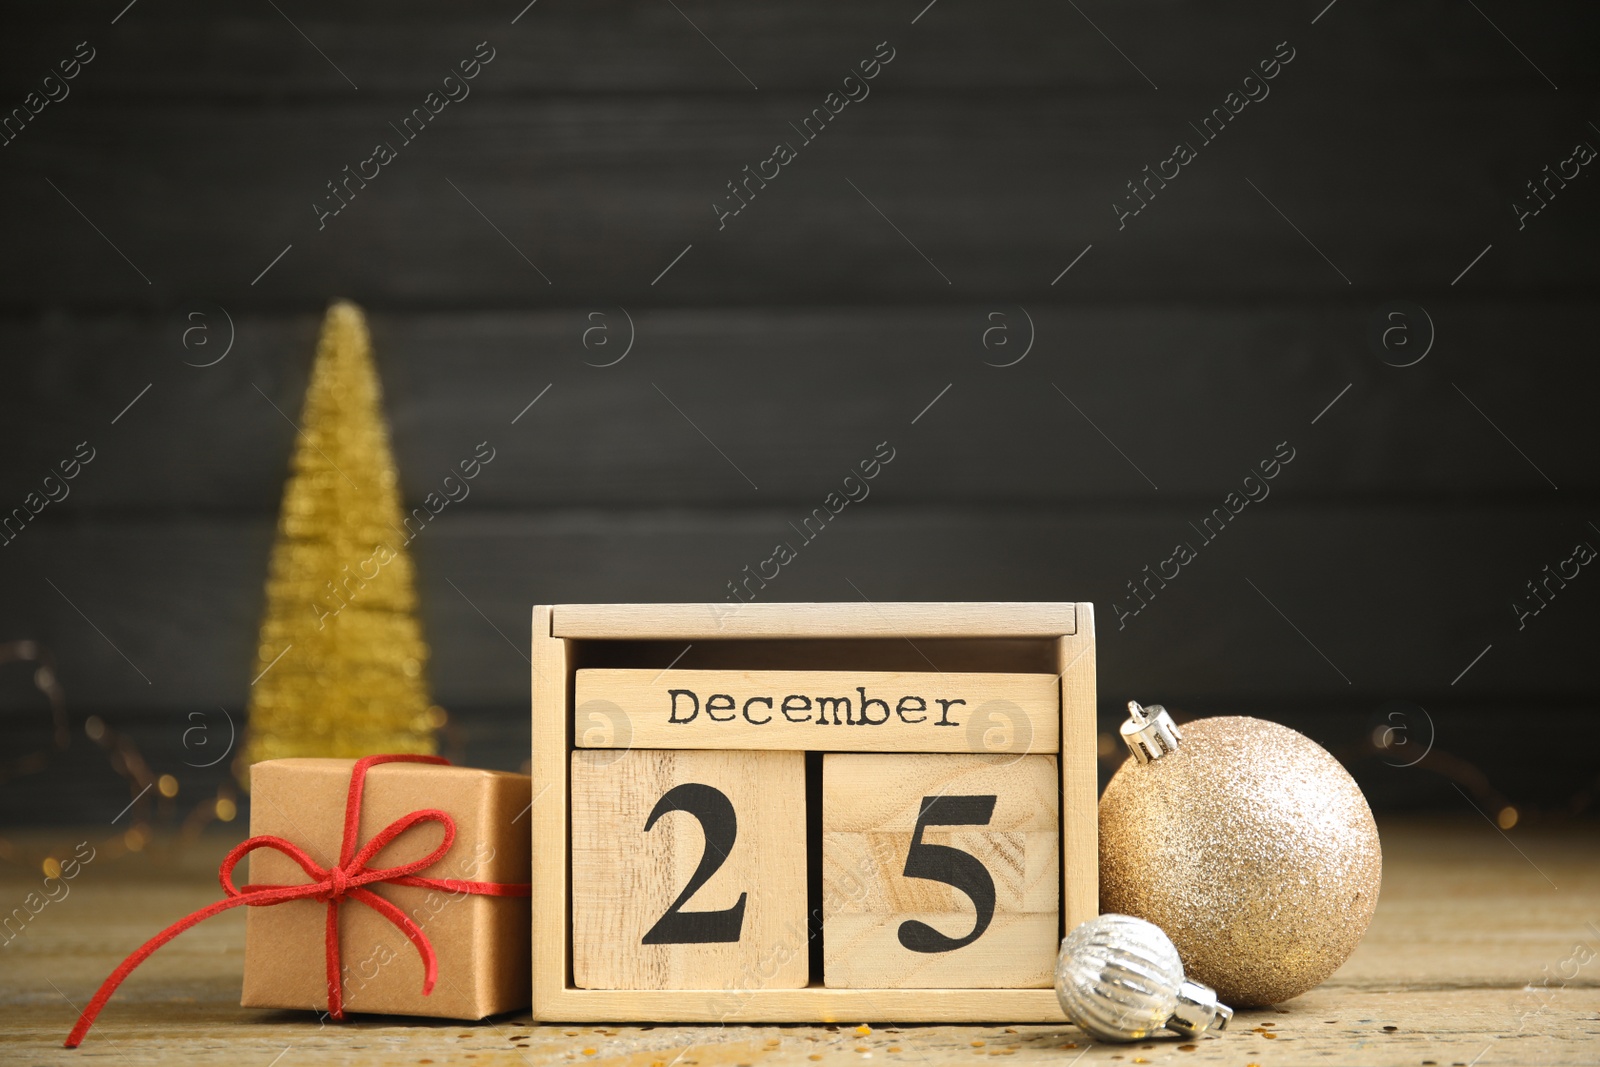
[573,669,1058,754]
[570,748,808,990]
[821,753,1060,989]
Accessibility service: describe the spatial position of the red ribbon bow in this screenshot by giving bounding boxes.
[65,754,531,1048]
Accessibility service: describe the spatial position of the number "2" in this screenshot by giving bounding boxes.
[640,783,748,945]
[897,794,999,953]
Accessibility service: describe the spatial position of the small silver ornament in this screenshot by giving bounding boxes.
[1055,914,1233,1042]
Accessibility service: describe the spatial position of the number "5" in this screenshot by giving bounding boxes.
[897,794,998,953]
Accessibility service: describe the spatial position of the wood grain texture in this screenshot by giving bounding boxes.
[821,754,1060,990]
[1,0,1595,839]
[4,96,1598,307]
[528,605,571,1021]
[554,604,1077,640]
[5,819,1597,1061]
[6,1,1596,96]
[543,606,1086,1017]
[12,700,1599,831]
[1058,619,1098,934]
[2,304,1597,514]
[570,748,808,991]
[3,508,1594,722]
[574,668,1061,753]
[572,639,1060,675]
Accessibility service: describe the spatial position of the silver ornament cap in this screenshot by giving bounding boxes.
[1120,700,1182,764]
[1055,914,1234,1042]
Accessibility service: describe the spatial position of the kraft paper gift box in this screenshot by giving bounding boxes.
[242,758,531,1019]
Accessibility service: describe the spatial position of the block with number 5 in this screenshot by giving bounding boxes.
[822,753,1060,988]
[571,749,808,990]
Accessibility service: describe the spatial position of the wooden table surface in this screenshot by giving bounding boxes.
[3,818,1597,1066]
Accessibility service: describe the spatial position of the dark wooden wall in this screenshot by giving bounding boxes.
[2,1,1597,823]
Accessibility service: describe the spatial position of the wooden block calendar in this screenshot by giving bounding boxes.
[531,602,1096,1023]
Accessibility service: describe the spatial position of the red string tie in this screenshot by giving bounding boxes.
[64,754,531,1048]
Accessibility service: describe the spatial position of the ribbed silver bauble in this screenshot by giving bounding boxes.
[1055,913,1233,1042]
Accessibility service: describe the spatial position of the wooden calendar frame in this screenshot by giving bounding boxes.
[530,602,1097,1023]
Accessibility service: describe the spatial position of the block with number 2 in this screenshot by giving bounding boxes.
[570,748,808,990]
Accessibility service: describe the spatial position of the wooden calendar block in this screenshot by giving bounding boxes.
[570,748,808,990]
[574,668,1059,752]
[821,753,1060,989]
[532,601,1096,1023]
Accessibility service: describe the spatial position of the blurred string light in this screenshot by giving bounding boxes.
[0,640,241,874]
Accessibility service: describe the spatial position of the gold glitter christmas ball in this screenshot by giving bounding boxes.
[1099,715,1382,1006]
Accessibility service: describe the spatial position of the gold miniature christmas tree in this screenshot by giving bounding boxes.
[243,301,435,768]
